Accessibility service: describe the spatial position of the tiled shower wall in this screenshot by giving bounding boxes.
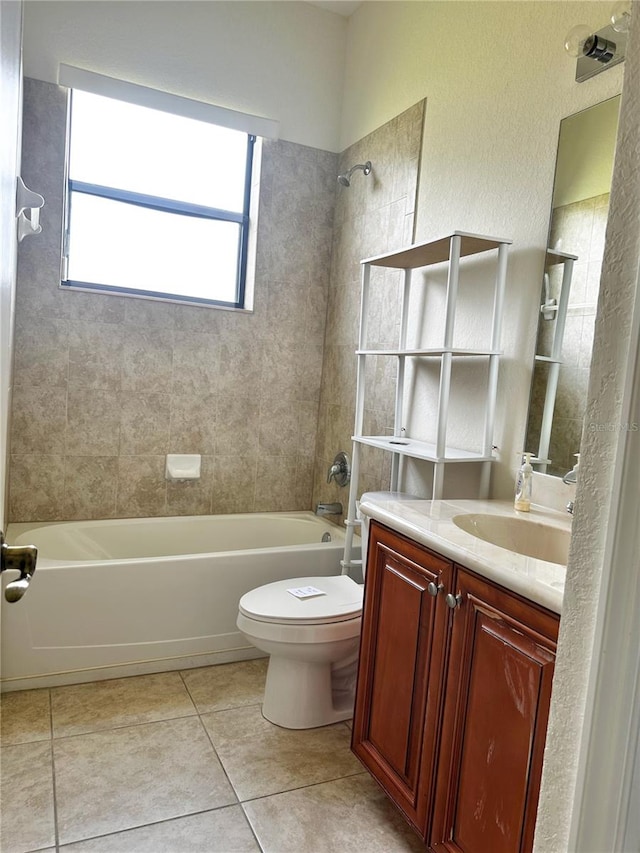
[8,79,337,521]
[312,102,425,516]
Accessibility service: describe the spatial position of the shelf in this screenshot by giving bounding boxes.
[353,435,495,464]
[546,248,579,265]
[362,231,512,270]
[356,348,501,357]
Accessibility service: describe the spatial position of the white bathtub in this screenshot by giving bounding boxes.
[1,512,359,692]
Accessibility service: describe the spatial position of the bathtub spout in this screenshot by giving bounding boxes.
[316,502,343,516]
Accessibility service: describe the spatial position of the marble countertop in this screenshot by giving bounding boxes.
[358,493,571,614]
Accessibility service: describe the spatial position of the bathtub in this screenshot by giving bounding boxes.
[1,512,360,692]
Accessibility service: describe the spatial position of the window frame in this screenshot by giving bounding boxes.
[61,89,256,310]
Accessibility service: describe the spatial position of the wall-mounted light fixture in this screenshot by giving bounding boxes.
[564,2,631,82]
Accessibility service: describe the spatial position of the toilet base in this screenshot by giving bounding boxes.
[262,655,355,729]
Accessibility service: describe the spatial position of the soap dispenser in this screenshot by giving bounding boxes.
[514,452,533,512]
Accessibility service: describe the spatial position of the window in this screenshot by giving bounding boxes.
[62,89,255,308]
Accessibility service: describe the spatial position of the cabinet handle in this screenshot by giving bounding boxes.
[427,582,444,597]
[445,592,463,609]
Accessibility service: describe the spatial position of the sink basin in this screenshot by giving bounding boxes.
[452,513,570,565]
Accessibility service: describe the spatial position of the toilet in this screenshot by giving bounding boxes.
[237,574,363,729]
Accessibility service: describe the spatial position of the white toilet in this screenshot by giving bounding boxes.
[237,574,363,729]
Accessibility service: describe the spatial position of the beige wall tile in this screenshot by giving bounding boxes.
[258,398,299,457]
[68,322,124,390]
[214,397,259,457]
[312,101,424,511]
[218,336,264,399]
[13,316,69,387]
[120,326,174,393]
[254,456,295,512]
[116,456,167,517]
[174,303,221,334]
[9,454,66,521]
[211,457,257,514]
[62,456,118,520]
[119,392,171,455]
[65,388,121,456]
[62,290,126,324]
[10,385,67,455]
[172,330,219,395]
[123,297,176,329]
[170,392,217,455]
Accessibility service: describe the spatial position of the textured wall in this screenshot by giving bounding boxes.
[9,78,336,521]
[313,101,424,517]
[534,3,640,848]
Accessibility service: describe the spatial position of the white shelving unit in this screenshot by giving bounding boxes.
[342,231,511,574]
[531,248,578,471]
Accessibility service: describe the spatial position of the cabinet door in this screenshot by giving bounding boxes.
[352,521,452,835]
[429,567,559,853]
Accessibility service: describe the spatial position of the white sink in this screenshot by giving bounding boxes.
[452,513,570,565]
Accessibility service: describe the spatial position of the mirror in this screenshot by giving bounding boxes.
[525,95,621,477]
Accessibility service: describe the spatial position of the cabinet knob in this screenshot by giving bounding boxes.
[427,582,444,597]
[445,592,463,609]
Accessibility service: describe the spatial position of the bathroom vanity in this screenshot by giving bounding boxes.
[351,494,567,853]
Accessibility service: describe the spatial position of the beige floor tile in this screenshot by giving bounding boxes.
[54,717,236,845]
[243,773,427,853]
[59,806,260,852]
[181,658,268,713]
[0,688,51,745]
[0,741,56,853]
[51,671,197,737]
[201,704,362,801]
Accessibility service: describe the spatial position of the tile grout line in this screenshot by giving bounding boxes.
[48,710,201,742]
[239,768,369,806]
[51,803,261,851]
[195,698,266,852]
[48,688,61,853]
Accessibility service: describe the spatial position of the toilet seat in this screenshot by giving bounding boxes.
[239,575,363,626]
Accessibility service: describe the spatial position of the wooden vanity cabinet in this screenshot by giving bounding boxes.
[352,521,560,853]
[351,522,452,834]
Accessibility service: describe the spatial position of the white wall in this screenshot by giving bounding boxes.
[22,1,347,151]
[341,0,623,498]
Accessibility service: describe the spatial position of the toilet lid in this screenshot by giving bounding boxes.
[239,575,363,625]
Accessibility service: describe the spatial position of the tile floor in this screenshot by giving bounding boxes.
[0,659,426,853]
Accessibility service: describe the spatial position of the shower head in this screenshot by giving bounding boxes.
[337,161,372,187]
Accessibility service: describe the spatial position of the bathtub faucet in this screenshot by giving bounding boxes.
[315,502,343,516]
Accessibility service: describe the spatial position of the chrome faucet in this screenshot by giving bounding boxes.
[316,502,343,516]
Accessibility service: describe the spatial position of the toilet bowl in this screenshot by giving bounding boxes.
[237,574,363,729]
